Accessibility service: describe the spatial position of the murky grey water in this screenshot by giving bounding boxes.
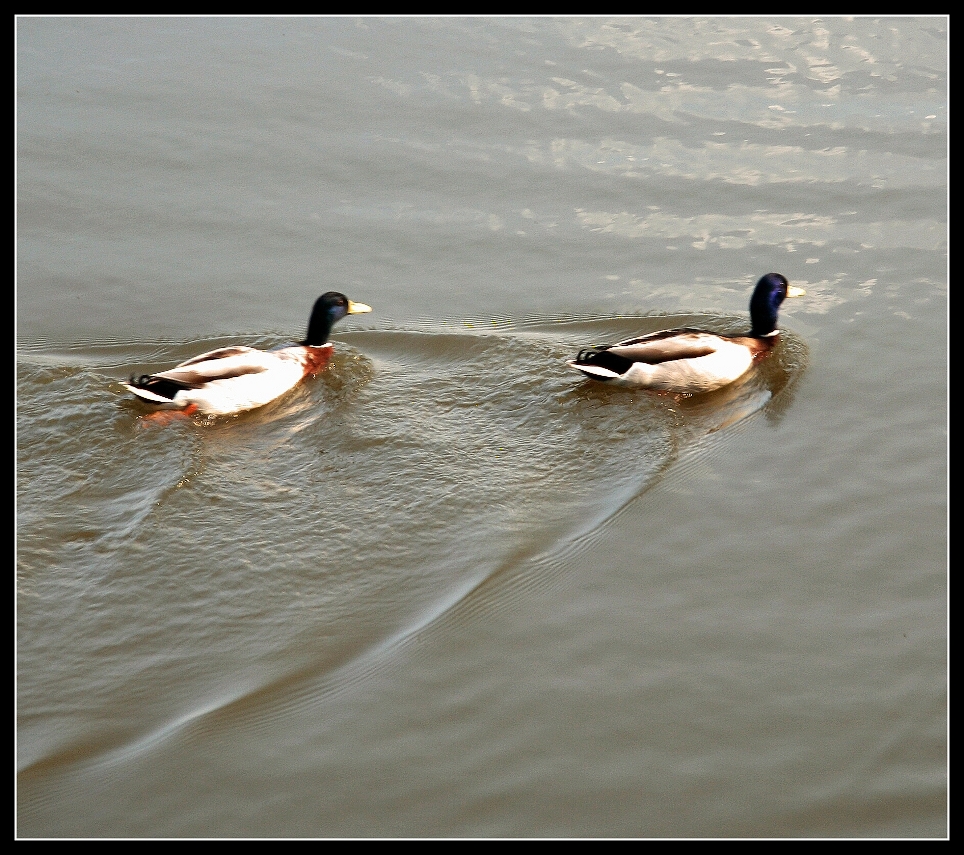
[17,16,946,838]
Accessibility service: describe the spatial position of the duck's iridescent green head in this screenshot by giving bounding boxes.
[302,292,373,346]
[749,273,805,337]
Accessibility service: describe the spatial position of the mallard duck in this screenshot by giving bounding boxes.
[567,273,804,394]
[122,291,372,416]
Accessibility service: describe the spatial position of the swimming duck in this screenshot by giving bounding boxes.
[122,291,372,416]
[567,273,804,394]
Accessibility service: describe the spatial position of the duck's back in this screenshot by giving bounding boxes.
[568,329,773,393]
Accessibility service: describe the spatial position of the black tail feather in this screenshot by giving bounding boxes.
[571,347,633,375]
[127,374,193,400]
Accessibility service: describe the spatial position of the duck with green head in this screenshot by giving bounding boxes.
[123,291,372,416]
[567,273,805,394]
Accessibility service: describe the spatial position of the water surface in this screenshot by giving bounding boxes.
[17,16,947,838]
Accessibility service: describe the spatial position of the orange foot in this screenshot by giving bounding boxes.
[138,404,200,426]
